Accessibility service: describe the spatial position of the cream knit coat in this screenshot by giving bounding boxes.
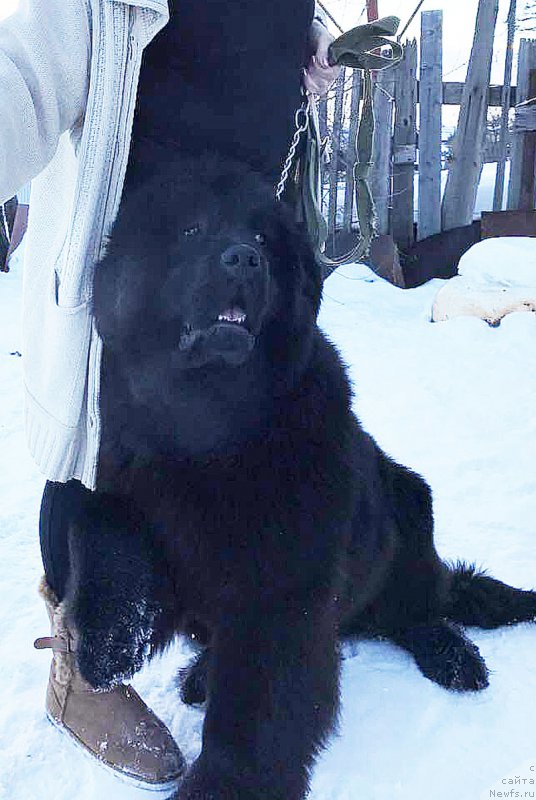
[0,0,323,490]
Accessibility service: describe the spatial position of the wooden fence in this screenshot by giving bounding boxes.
[508,39,536,211]
[319,9,536,254]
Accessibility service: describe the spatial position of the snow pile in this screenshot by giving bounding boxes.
[432,237,536,324]
[458,237,536,286]
[1,239,536,800]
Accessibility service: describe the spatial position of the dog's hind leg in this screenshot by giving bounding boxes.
[379,452,536,630]
[391,565,536,690]
[444,563,536,629]
[343,453,489,691]
[387,620,489,691]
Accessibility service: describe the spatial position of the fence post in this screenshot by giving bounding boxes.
[418,11,443,240]
[370,69,395,235]
[391,39,418,249]
[507,39,536,210]
[441,0,499,230]
[343,69,362,232]
[493,0,516,211]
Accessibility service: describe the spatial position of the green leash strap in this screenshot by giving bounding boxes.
[327,16,403,71]
[299,16,402,275]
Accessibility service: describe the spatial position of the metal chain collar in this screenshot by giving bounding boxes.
[275,95,312,201]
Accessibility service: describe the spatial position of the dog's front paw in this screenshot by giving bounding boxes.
[75,599,155,689]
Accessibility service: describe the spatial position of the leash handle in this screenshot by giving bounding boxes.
[326,17,402,70]
[303,17,403,275]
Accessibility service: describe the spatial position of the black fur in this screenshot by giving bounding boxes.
[60,155,536,800]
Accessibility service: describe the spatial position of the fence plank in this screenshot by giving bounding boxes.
[515,101,536,132]
[343,69,362,232]
[518,70,536,209]
[508,40,536,210]
[440,82,517,107]
[418,12,443,240]
[493,0,517,211]
[370,69,395,235]
[392,39,418,249]
[442,0,499,230]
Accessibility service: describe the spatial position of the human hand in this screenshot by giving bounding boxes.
[303,20,341,96]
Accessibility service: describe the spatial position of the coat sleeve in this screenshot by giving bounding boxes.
[0,0,91,203]
[313,2,328,28]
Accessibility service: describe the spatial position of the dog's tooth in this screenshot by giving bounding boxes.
[217,311,246,324]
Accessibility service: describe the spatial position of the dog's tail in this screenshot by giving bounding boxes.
[445,562,536,629]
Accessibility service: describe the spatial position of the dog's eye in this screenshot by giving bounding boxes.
[184,224,201,237]
[254,233,266,246]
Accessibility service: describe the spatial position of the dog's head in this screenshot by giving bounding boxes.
[94,155,322,404]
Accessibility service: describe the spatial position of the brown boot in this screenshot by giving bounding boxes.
[34,577,185,791]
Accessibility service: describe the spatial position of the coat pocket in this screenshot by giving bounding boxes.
[23,272,93,430]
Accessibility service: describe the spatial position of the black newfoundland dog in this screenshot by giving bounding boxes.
[66,155,535,800]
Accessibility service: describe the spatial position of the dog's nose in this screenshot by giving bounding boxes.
[220,244,262,275]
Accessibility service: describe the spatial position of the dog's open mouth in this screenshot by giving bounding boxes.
[181,305,249,338]
[179,304,255,365]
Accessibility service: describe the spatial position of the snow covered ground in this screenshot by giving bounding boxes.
[1,239,536,800]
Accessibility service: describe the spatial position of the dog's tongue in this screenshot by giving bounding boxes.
[218,307,246,323]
